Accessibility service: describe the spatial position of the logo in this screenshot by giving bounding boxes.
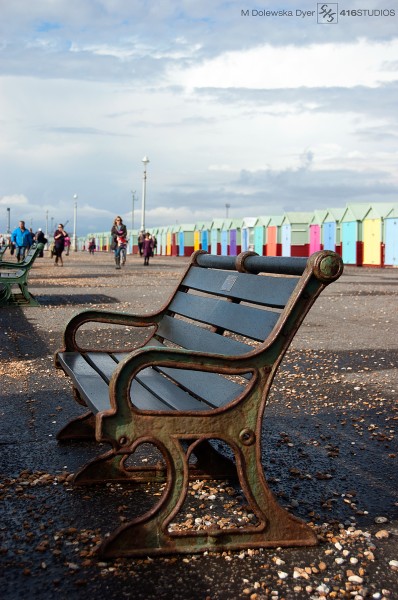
[317,3,338,23]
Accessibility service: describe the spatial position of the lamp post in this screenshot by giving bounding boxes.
[45,210,49,238]
[140,156,150,232]
[131,190,136,231]
[6,208,10,233]
[73,194,78,252]
[225,203,231,219]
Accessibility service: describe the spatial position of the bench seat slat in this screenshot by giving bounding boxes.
[182,267,299,308]
[168,292,280,341]
[111,350,244,408]
[154,366,244,408]
[59,352,173,412]
[86,353,210,411]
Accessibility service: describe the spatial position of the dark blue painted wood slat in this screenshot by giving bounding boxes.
[60,352,169,412]
[181,267,298,308]
[156,315,253,356]
[154,366,244,408]
[90,353,210,411]
[168,292,280,341]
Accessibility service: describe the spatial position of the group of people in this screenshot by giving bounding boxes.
[4,220,70,266]
[111,217,157,269]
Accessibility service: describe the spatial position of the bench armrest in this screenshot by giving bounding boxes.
[60,308,165,354]
[108,345,259,418]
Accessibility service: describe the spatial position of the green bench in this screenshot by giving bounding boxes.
[55,249,343,558]
[0,243,44,306]
[0,245,8,261]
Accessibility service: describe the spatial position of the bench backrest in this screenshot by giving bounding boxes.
[154,250,343,369]
[0,242,43,270]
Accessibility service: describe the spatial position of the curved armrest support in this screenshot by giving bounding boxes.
[61,308,165,353]
[108,346,259,419]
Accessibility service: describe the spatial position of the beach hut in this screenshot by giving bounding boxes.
[220,219,232,256]
[281,212,312,257]
[177,224,195,257]
[228,219,243,255]
[157,227,166,256]
[341,203,371,266]
[241,217,257,252]
[210,219,224,255]
[322,208,344,255]
[384,204,398,267]
[363,203,397,267]
[266,215,283,256]
[193,222,210,252]
[253,216,271,256]
[309,210,327,255]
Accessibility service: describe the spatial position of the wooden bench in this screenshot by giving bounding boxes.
[55,249,343,558]
[0,242,44,306]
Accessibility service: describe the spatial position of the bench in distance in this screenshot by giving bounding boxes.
[0,242,44,306]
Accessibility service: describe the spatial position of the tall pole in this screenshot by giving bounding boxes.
[6,207,10,233]
[131,190,136,231]
[73,194,78,252]
[141,156,150,232]
[45,210,49,237]
[225,203,230,219]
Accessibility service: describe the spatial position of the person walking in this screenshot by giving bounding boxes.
[88,238,96,255]
[11,220,33,262]
[35,228,47,257]
[53,223,68,266]
[143,232,154,266]
[138,231,144,256]
[111,216,128,270]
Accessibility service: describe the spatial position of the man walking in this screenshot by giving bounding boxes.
[11,220,33,262]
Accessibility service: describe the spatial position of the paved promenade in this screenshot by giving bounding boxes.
[1,250,397,599]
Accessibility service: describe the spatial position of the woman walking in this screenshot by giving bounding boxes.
[143,232,154,266]
[111,216,128,270]
[53,224,68,266]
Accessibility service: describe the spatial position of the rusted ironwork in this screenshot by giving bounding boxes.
[55,249,343,557]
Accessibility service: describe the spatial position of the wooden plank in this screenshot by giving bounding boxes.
[156,315,253,356]
[88,353,209,411]
[57,353,112,414]
[154,366,244,408]
[182,267,298,308]
[59,352,169,412]
[168,292,280,341]
[111,349,245,408]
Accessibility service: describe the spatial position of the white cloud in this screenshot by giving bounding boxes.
[170,39,398,90]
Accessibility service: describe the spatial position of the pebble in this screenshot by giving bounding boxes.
[389,560,398,568]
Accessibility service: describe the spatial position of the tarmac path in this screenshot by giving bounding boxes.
[0,250,397,599]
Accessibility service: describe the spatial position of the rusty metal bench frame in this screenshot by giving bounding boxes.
[0,242,44,306]
[55,250,343,558]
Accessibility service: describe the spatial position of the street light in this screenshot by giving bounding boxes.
[73,194,78,252]
[225,203,231,219]
[6,208,10,233]
[45,210,49,238]
[140,156,150,232]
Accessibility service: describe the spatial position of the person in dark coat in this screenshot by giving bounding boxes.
[53,224,68,266]
[35,228,47,257]
[142,232,154,266]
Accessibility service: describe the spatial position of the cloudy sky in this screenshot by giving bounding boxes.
[0,1,397,235]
